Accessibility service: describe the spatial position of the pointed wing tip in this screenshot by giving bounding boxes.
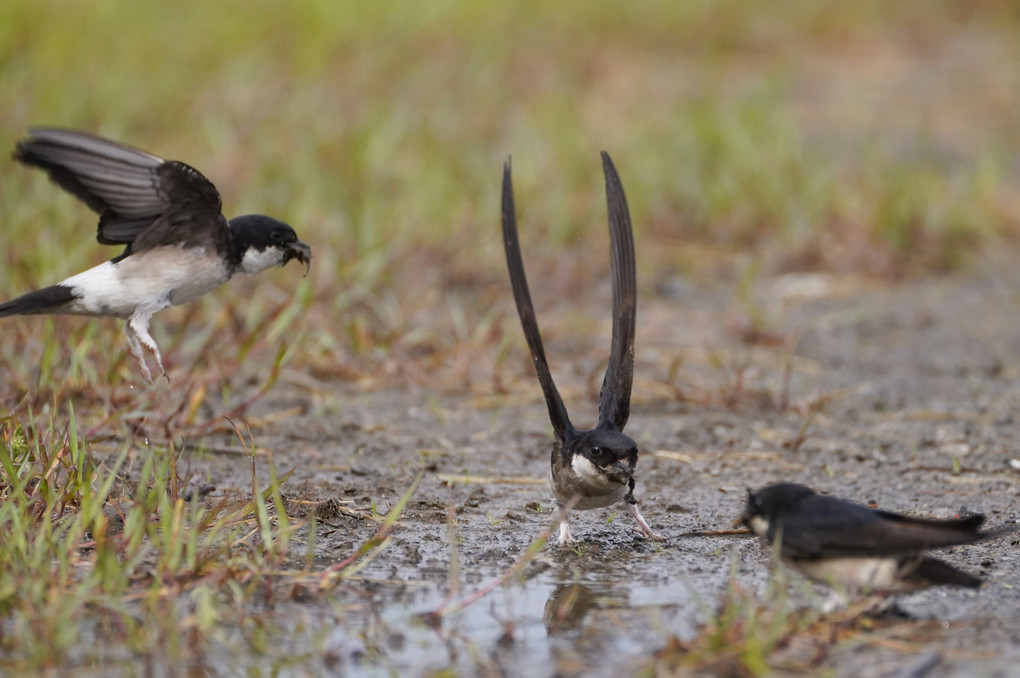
[16,126,165,165]
[601,152,623,186]
[600,150,615,173]
[502,157,514,193]
[11,127,55,161]
[601,153,626,204]
[501,157,516,221]
[19,126,85,146]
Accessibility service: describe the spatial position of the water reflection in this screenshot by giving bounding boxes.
[542,582,631,635]
[543,583,600,633]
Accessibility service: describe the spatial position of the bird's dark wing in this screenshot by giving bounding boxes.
[128,162,227,254]
[596,152,636,433]
[501,158,574,442]
[776,495,987,558]
[14,128,223,249]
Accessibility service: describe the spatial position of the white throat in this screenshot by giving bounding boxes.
[570,455,619,491]
[747,515,770,539]
[239,246,283,274]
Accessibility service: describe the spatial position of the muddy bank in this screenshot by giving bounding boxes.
[135,265,1020,677]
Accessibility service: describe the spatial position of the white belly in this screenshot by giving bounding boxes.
[61,248,231,318]
[796,557,903,592]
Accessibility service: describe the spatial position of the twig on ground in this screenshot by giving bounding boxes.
[677,527,752,538]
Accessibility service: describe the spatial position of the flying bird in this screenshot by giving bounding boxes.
[501,153,662,543]
[2,128,311,381]
[739,482,1013,602]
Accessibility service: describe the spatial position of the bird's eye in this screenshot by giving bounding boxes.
[590,445,602,458]
[271,229,285,243]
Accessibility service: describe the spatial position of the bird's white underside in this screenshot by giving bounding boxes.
[56,246,234,381]
[60,247,231,318]
[50,243,291,381]
[797,557,903,591]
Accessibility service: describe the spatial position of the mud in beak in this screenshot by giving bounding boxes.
[604,461,634,485]
[286,240,312,276]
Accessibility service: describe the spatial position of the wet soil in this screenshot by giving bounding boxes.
[132,262,1020,677]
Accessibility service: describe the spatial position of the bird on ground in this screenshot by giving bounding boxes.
[501,152,662,543]
[739,482,1013,606]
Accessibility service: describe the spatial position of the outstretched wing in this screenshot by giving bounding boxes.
[14,128,224,250]
[596,152,636,433]
[501,158,574,442]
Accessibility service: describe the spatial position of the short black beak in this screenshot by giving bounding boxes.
[287,240,312,276]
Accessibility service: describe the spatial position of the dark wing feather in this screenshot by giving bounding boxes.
[15,128,166,243]
[501,158,574,442]
[776,495,987,558]
[128,162,226,254]
[872,510,984,531]
[596,152,636,433]
[14,128,224,250]
[14,128,164,217]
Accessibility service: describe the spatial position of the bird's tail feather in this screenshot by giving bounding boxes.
[0,285,76,317]
[914,557,982,588]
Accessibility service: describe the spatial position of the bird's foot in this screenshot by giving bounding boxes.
[558,518,573,544]
[126,315,168,383]
[629,502,665,542]
[142,341,167,382]
[138,359,154,383]
[126,334,154,383]
[133,350,167,384]
[125,316,164,383]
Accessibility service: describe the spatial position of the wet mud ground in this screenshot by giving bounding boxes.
[110,263,1020,677]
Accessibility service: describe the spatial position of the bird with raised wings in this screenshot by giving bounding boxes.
[2,128,311,381]
[501,153,662,543]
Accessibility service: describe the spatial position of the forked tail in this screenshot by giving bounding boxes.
[0,285,76,317]
[914,557,982,588]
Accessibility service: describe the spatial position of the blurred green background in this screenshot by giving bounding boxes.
[4,4,1020,672]
[1,0,1019,393]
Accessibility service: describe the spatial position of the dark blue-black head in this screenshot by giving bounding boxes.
[740,482,817,526]
[565,427,639,486]
[228,214,311,275]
